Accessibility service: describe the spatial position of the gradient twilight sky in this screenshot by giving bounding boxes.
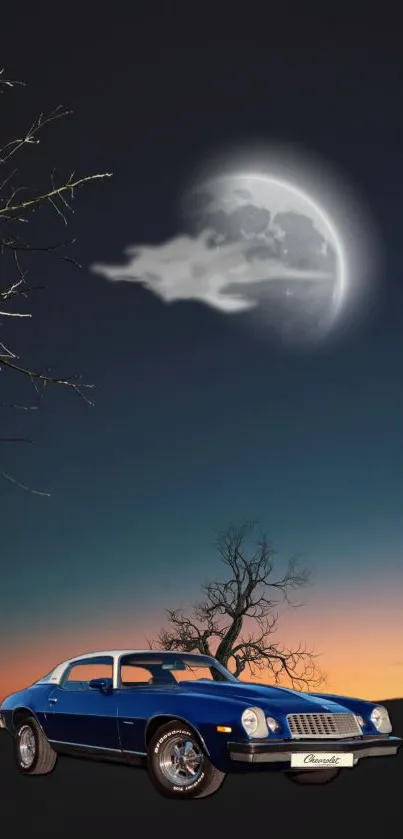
[1,9,402,701]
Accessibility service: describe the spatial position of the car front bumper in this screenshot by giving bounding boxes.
[228,734,403,764]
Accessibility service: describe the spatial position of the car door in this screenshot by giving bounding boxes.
[44,657,120,751]
[116,661,161,755]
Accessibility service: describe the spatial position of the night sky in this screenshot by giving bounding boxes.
[1,8,402,700]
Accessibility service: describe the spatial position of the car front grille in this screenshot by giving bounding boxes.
[287,713,362,739]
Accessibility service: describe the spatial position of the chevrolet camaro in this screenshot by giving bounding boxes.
[0,649,401,799]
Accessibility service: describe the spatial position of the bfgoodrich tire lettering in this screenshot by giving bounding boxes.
[14,715,58,775]
[286,768,340,785]
[148,721,226,799]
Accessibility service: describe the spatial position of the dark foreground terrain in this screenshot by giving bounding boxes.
[0,699,401,837]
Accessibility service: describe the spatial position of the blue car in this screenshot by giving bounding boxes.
[0,649,401,799]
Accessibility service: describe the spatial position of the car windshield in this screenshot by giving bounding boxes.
[167,662,232,683]
[119,654,238,686]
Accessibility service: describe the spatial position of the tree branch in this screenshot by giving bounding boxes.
[1,357,95,404]
[152,522,323,690]
[0,171,112,216]
[0,70,112,494]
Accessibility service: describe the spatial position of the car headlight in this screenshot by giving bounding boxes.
[370,705,392,734]
[241,707,268,738]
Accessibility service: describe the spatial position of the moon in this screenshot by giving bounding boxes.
[183,171,348,346]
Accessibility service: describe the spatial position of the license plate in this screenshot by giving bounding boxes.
[290,752,354,769]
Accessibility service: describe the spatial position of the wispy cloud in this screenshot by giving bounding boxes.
[91,229,332,314]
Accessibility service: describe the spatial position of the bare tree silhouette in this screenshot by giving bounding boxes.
[0,69,112,494]
[152,522,324,690]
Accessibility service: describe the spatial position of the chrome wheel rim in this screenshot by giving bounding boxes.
[159,735,203,786]
[19,725,36,768]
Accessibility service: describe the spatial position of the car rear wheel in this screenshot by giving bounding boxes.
[148,721,226,799]
[14,716,57,775]
[286,768,340,785]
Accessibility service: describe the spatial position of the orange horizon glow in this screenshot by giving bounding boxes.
[1,583,402,703]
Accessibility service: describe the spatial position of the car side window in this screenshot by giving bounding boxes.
[61,659,113,691]
[120,665,153,687]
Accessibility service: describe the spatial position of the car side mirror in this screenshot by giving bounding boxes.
[89,678,112,693]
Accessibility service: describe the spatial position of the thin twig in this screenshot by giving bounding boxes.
[0,309,31,317]
[0,172,113,214]
[0,469,50,496]
[0,437,34,443]
[1,357,95,404]
[0,403,38,410]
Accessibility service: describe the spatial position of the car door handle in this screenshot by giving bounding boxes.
[49,698,58,704]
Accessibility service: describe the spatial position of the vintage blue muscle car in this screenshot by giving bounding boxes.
[0,649,401,799]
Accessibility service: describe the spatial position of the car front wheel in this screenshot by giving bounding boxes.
[14,716,58,775]
[286,768,340,785]
[148,721,226,799]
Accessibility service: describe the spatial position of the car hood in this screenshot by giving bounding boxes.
[176,680,350,713]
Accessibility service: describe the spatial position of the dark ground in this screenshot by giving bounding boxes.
[0,699,401,836]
